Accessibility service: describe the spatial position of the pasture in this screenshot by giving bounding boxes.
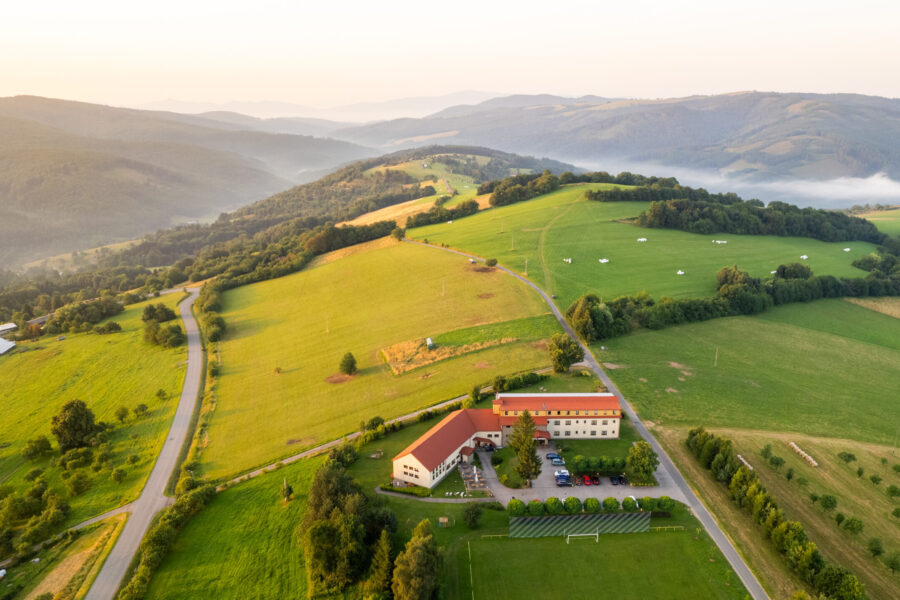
[0,295,187,525]
[204,239,560,480]
[599,299,900,444]
[859,206,900,235]
[409,184,876,307]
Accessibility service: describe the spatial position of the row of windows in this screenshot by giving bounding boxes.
[553,431,611,437]
[403,464,420,472]
[502,409,618,417]
[552,419,610,426]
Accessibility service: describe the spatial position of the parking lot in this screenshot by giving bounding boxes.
[477,444,688,505]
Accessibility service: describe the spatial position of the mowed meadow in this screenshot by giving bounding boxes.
[410,184,876,307]
[0,294,187,524]
[599,299,900,444]
[204,239,559,479]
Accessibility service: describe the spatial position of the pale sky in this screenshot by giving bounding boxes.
[3,0,899,108]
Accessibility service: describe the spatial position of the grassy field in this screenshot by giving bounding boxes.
[859,206,900,235]
[0,295,187,526]
[599,299,900,444]
[409,184,876,307]
[657,426,900,600]
[203,239,559,480]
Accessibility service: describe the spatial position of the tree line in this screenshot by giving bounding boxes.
[405,199,479,228]
[566,262,900,344]
[686,427,865,600]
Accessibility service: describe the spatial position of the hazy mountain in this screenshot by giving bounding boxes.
[335,92,900,183]
[136,90,499,121]
[0,96,374,266]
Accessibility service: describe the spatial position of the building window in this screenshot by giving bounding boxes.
[553,431,559,436]
[565,420,571,426]
[602,431,608,436]
[591,430,597,436]
[553,420,560,425]
[602,420,608,425]
[565,431,571,437]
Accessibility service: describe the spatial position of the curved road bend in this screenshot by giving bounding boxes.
[85,289,203,600]
[404,239,769,600]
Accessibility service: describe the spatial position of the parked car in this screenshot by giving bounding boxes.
[551,458,565,466]
[546,453,560,460]
[574,476,582,486]
[556,478,572,487]
[610,476,619,485]
[591,475,601,485]
[617,475,627,485]
[582,475,592,486]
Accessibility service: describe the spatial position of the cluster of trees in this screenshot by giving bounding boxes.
[508,411,542,486]
[142,302,185,348]
[42,296,124,334]
[478,170,561,207]
[633,195,885,244]
[300,460,441,599]
[566,263,900,344]
[405,199,479,228]
[686,427,865,600]
[304,221,398,255]
[507,494,675,517]
[0,475,71,559]
[546,332,584,372]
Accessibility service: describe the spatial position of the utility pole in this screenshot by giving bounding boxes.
[714,346,719,367]
[524,258,528,276]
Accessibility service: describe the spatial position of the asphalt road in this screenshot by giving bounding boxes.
[84,288,203,600]
[404,239,769,600]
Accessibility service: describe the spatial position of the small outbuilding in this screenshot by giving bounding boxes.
[0,338,15,356]
[0,323,17,335]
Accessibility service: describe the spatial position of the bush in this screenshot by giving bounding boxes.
[544,497,563,515]
[656,496,675,512]
[819,495,837,511]
[602,497,619,511]
[64,471,91,496]
[869,474,882,485]
[892,508,900,519]
[111,468,127,485]
[490,454,503,466]
[462,503,483,529]
[622,497,637,511]
[24,468,43,482]
[564,497,582,514]
[841,517,863,535]
[339,352,357,375]
[507,499,526,516]
[837,451,856,463]
[22,436,53,461]
[835,512,845,525]
[584,497,600,513]
[527,500,545,516]
[485,258,498,267]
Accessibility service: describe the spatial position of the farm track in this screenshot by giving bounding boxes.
[403,238,770,600]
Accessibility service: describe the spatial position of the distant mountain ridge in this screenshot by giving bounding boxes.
[334,91,900,183]
[0,96,375,266]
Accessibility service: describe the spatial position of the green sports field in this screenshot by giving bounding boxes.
[203,239,561,480]
[0,295,187,525]
[601,299,900,444]
[410,184,876,307]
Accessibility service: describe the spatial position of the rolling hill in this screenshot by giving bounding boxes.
[0,96,374,266]
[335,91,900,182]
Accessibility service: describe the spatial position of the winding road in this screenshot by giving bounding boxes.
[404,239,769,600]
[84,288,203,600]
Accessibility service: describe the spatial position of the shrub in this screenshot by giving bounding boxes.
[485,258,498,267]
[835,512,845,525]
[622,497,637,511]
[837,451,856,463]
[656,496,675,512]
[339,352,357,375]
[507,499,526,516]
[64,471,91,496]
[869,474,882,485]
[887,484,900,498]
[602,497,619,511]
[564,497,582,514]
[819,495,837,511]
[24,468,43,482]
[128,454,140,465]
[841,517,863,535]
[640,497,656,511]
[856,467,864,477]
[785,467,794,481]
[584,497,601,514]
[867,537,884,557]
[760,444,772,459]
[544,497,563,515]
[527,500,545,516]
[22,436,53,461]
[490,454,503,466]
[893,508,900,519]
[462,503,483,529]
[111,468,127,485]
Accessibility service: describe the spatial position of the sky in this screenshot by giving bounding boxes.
[3,0,900,110]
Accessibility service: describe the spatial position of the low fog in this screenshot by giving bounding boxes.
[572,159,900,210]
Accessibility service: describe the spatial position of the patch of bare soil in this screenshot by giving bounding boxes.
[474,361,491,369]
[638,377,648,383]
[286,436,316,446]
[681,370,692,376]
[476,293,495,299]
[325,373,353,384]
[530,339,549,351]
[381,337,516,374]
[665,387,679,394]
[602,362,624,369]
[668,361,690,369]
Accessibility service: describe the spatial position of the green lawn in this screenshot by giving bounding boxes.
[556,417,643,462]
[205,240,556,480]
[0,295,187,526]
[859,207,900,235]
[410,184,876,307]
[601,299,900,444]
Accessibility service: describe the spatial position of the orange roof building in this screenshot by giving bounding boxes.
[392,393,624,489]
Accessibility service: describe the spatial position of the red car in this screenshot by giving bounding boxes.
[582,475,592,486]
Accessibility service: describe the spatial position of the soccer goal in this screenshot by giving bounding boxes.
[565,530,599,544]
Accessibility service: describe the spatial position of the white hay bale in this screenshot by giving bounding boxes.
[800,255,808,260]
[843,247,851,252]
[676,270,685,275]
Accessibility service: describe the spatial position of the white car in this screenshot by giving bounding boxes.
[554,469,570,478]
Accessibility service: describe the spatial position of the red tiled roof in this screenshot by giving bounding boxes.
[473,437,494,445]
[494,393,621,413]
[534,430,551,439]
[393,409,500,471]
[460,446,474,456]
[499,416,548,427]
